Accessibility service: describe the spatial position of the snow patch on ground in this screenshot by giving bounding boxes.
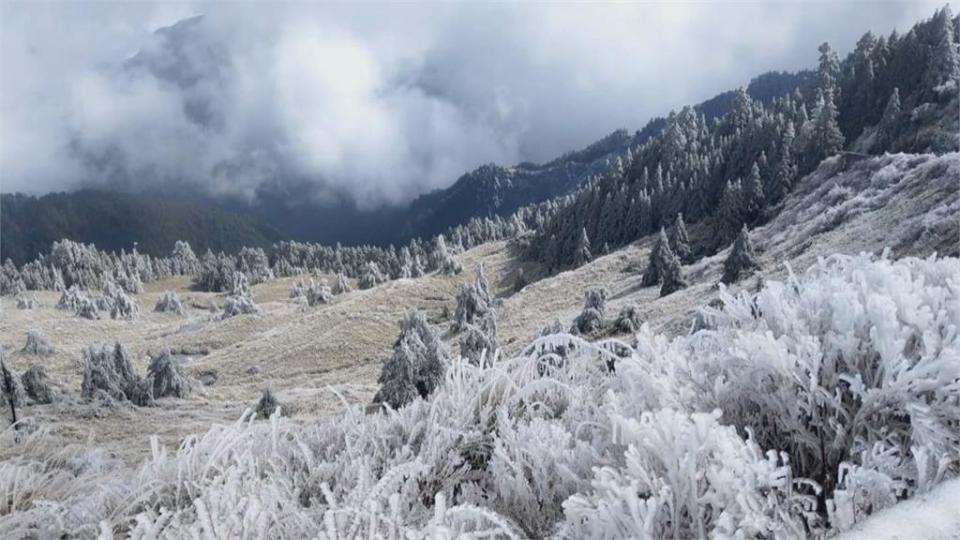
[837,477,960,540]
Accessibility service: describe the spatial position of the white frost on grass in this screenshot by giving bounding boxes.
[0,252,957,538]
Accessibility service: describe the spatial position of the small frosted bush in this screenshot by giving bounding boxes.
[80,342,152,406]
[221,294,261,319]
[21,366,55,404]
[154,291,185,315]
[146,349,191,399]
[23,330,54,355]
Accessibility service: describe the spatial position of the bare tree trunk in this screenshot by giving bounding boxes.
[0,357,18,428]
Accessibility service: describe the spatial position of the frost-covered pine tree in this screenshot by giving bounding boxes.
[454,264,494,330]
[459,311,498,366]
[154,291,185,315]
[80,342,152,406]
[359,261,386,289]
[170,240,200,275]
[571,286,608,335]
[21,365,54,404]
[374,311,449,409]
[768,122,797,204]
[306,279,333,306]
[238,247,274,285]
[230,271,252,297]
[743,162,765,218]
[641,228,674,287]
[721,225,760,284]
[803,89,844,172]
[574,227,592,266]
[658,247,687,297]
[874,88,901,152]
[668,214,692,264]
[922,6,960,98]
[332,272,352,294]
[102,280,140,320]
[435,236,463,276]
[146,349,191,399]
[23,330,54,355]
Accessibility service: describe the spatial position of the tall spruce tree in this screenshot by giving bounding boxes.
[641,228,673,287]
[668,214,692,264]
[659,248,687,297]
[803,89,845,172]
[722,225,760,284]
[575,227,593,266]
[874,87,901,152]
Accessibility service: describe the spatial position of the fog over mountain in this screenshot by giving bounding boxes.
[0,1,940,208]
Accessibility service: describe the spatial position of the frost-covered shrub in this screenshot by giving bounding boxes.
[254,388,288,419]
[560,409,803,539]
[306,280,333,306]
[571,286,608,335]
[154,291,185,315]
[15,295,38,310]
[146,349,191,399]
[358,262,386,290]
[23,330,54,356]
[374,311,449,409]
[75,296,101,320]
[102,280,140,320]
[21,366,54,404]
[454,265,494,331]
[80,343,152,406]
[538,318,564,337]
[221,294,261,319]
[613,305,642,334]
[671,253,960,530]
[2,253,955,538]
[459,311,498,366]
[56,285,87,312]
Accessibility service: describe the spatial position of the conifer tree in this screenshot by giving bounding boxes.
[374,311,448,409]
[641,228,673,287]
[668,214,692,264]
[769,122,798,204]
[817,42,841,98]
[803,90,845,172]
[659,248,687,297]
[923,7,960,98]
[722,225,760,284]
[874,87,901,152]
[743,162,765,219]
[574,227,592,266]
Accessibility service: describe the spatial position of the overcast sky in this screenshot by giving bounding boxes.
[0,1,944,207]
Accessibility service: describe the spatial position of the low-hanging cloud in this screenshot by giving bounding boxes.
[0,1,941,208]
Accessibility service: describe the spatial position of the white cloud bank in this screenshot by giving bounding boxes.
[0,1,942,207]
